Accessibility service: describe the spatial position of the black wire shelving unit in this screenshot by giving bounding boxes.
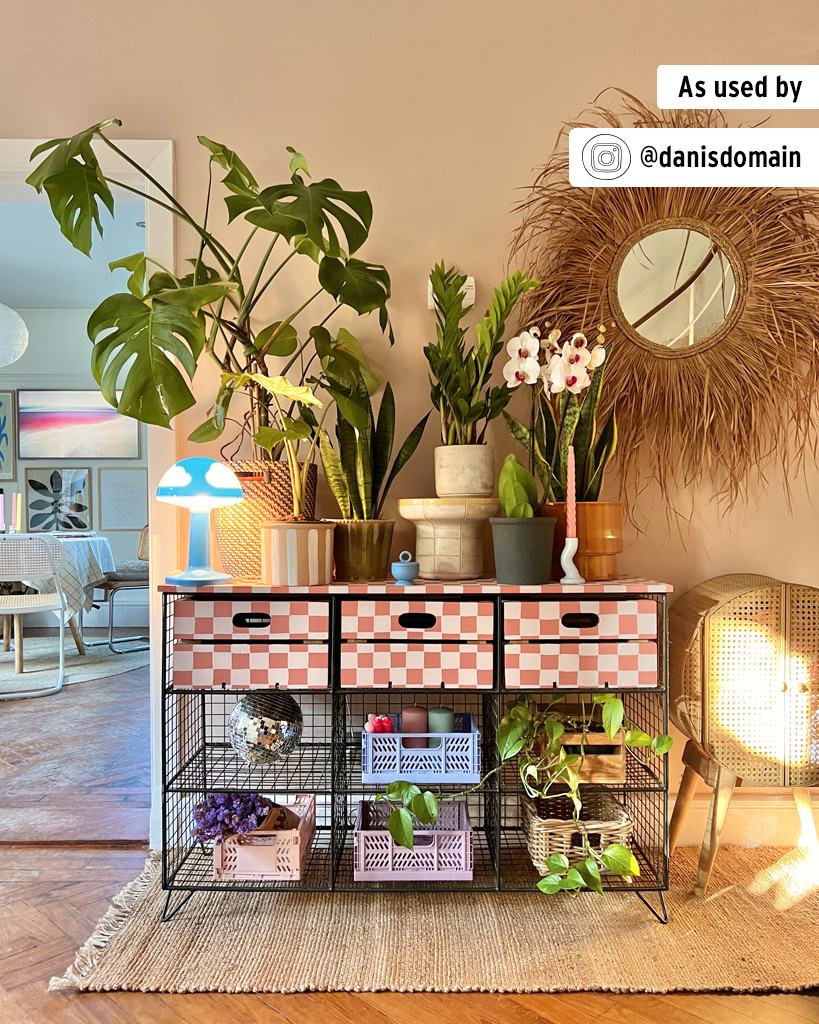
[161,588,670,922]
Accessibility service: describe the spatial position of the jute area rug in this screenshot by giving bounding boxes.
[51,845,819,995]
[0,636,149,696]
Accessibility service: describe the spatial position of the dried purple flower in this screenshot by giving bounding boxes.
[191,793,273,844]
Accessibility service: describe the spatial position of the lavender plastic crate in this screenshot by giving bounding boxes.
[360,713,481,784]
[353,799,473,881]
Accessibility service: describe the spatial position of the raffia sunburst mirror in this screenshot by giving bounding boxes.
[512,90,819,505]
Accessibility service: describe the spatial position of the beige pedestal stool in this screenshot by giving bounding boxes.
[669,574,819,895]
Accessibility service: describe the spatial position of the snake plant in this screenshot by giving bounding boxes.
[320,380,429,520]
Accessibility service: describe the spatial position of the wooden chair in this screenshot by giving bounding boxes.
[82,526,149,653]
[669,738,819,896]
[0,536,69,700]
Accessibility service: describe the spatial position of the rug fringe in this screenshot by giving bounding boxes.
[49,850,161,992]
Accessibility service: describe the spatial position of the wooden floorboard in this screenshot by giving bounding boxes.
[0,661,150,844]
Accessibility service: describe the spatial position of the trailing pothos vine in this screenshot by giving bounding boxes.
[375,694,672,895]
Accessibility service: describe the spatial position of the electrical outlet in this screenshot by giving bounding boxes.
[427,276,476,311]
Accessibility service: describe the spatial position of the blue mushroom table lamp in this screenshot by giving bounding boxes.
[156,457,244,586]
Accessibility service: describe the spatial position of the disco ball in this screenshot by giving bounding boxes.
[228,693,303,766]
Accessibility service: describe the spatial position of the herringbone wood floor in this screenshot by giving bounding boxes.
[1,670,818,1021]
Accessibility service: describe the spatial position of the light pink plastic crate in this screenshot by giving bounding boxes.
[353,800,473,881]
[213,794,316,881]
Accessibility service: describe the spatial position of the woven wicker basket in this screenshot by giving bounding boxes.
[521,788,633,875]
[212,460,317,578]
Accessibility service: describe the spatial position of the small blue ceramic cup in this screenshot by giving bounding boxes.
[391,550,420,585]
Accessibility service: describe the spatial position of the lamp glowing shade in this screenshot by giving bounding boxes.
[156,457,243,585]
[0,304,28,368]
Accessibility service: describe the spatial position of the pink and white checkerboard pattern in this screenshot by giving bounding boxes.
[503,600,657,640]
[173,600,329,640]
[504,642,658,689]
[341,601,494,640]
[172,643,329,690]
[341,643,494,689]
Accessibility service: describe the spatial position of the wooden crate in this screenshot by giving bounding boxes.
[533,703,626,784]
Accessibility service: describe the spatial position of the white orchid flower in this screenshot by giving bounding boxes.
[562,341,592,370]
[570,332,589,350]
[546,328,562,357]
[506,331,540,360]
[503,356,541,387]
[589,345,606,369]
[546,357,591,395]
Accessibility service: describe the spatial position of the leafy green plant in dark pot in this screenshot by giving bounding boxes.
[489,453,555,585]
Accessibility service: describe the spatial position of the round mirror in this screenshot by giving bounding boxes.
[615,227,738,349]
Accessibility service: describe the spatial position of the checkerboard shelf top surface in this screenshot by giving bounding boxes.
[160,576,673,594]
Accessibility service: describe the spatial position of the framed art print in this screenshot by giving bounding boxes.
[25,468,92,532]
[18,390,140,459]
[0,392,15,481]
[98,467,148,531]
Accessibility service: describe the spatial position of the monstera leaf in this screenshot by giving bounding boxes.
[26,120,122,256]
[255,174,372,257]
[88,293,214,427]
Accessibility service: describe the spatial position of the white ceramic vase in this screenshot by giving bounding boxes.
[434,445,495,498]
[398,497,500,580]
[260,521,335,586]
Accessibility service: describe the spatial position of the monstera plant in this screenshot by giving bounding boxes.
[26,120,391,490]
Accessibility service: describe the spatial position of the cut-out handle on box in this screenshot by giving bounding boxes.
[233,612,272,628]
[398,612,437,629]
[561,612,599,629]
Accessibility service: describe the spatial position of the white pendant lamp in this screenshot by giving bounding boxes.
[0,304,28,367]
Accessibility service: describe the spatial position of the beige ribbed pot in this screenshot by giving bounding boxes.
[259,520,335,587]
[398,497,499,580]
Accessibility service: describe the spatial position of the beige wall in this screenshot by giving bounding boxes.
[2,0,818,840]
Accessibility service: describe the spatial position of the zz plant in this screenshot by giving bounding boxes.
[376,695,673,896]
[319,379,429,520]
[425,263,539,445]
[26,120,392,459]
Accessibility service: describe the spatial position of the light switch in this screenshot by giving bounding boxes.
[428,276,476,311]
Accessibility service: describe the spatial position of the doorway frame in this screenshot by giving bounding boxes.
[0,138,176,846]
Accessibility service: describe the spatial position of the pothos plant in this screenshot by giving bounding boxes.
[375,695,673,895]
[503,324,617,503]
[26,120,392,463]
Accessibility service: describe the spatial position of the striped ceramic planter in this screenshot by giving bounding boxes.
[259,520,335,587]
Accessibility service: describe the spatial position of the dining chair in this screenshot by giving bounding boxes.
[82,525,149,653]
[0,536,68,700]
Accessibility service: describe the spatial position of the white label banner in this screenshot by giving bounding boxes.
[657,66,819,109]
[569,128,819,187]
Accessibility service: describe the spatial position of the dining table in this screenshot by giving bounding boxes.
[7,532,116,656]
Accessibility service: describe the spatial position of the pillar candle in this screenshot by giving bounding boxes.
[400,705,428,748]
[566,445,577,539]
[427,706,455,749]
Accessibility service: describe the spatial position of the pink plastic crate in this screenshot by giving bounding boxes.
[353,800,473,881]
[213,794,316,881]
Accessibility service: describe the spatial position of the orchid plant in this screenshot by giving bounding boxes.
[503,323,617,504]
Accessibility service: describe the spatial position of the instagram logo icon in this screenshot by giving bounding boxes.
[581,134,631,179]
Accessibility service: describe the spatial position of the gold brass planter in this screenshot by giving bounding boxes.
[332,520,395,582]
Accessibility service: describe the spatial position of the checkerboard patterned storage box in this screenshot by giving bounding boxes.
[340,643,494,689]
[504,642,658,689]
[172,643,329,689]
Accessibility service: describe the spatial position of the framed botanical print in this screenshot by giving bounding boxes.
[0,392,15,481]
[18,390,140,460]
[25,468,92,532]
